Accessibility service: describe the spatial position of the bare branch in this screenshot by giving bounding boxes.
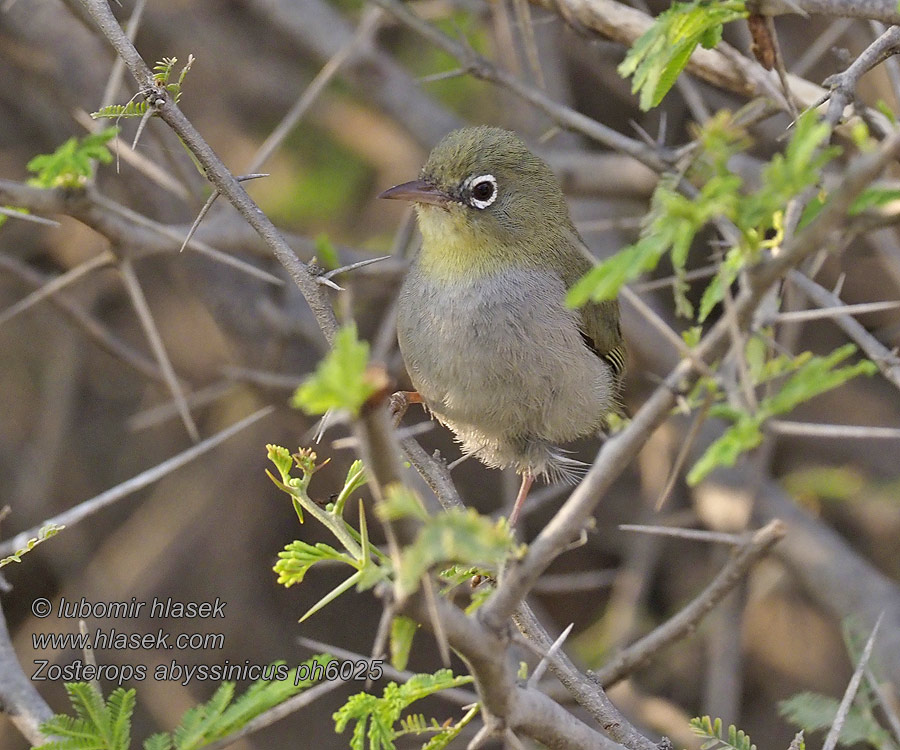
[0,602,52,745]
[617,525,746,545]
[822,613,883,750]
[0,407,274,559]
[0,250,113,328]
[371,0,672,173]
[78,0,340,345]
[787,270,900,391]
[758,0,900,24]
[119,258,200,442]
[591,521,785,687]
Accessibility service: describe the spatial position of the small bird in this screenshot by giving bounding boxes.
[380,126,625,525]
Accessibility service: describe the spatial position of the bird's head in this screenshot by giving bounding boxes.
[379,126,575,278]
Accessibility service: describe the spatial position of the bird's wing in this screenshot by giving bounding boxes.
[560,232,627,387]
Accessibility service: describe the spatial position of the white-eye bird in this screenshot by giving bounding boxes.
[381,126,625,525]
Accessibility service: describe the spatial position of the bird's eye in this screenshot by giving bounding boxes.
[466,174,498,209]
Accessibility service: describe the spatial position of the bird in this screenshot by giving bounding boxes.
[380,126,625,526]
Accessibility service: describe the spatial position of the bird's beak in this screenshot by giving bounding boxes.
[378,179,453,206]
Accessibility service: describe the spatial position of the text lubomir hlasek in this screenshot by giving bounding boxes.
[55,596,226,619]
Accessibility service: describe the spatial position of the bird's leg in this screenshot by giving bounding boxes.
[509,471,534,527]
[389,390,423,426]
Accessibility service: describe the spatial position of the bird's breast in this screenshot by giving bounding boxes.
[396,264,614,444]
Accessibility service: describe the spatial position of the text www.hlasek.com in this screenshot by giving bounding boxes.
[30,596,384,687]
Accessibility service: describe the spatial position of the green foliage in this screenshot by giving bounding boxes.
[291,324,379,417]
[389,506,521,597]
[688,344,877,484]
[778,692,898,750]
[26,128,118,188]
[267,445,386,622]
[0,523,64,568]
[780,618,899,750]
[567,109,838,322]
[848,185,900,215]
[389,615,418,672]
[690,716,756,750]
[93,56,194,120]
[333,670,475,750]
[618,1,747,110]
[782,465,865,504]
[37,683,134,750]
[36,659,332,750]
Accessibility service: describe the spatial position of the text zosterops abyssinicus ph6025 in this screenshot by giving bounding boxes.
[380,126,625,525]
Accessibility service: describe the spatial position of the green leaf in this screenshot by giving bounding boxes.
[618,1,747,110]
[395,508,520,596]
[266,444,295,485]
[334,670,474,750]
[291,323,378,416]
[761,344,876,417]
[389,616,418,672]
[36,683,135,750]
[687,415,763,485]
[26,127,118,188]
[333,460,367,516]
[848,185,900,215]
[274,540,351,587]
[690,715,757,750]
[143,733,173,750]
[0,522,64,568]
[376,484,429,522]
[566,236,668,306]
[778,692,894,748]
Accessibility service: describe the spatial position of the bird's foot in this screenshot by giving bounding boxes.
[508,471,534,527]
[389,390,423,426]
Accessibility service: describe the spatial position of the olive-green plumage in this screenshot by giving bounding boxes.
[381,126,625,521]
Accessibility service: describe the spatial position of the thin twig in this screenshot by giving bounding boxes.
[370,0,672,172]
[178,174,270,254]
[119,258,200,442]
[618,525,745,545]
[79,0,339,345]
[248,7,384,174]
[0,207,60,227]
[591,520,785,687]
[0,407,274,558]
[771,299,900,322]
[788,270,900,392]
[0,250,114,328]
[822,613,884,750]
[767,420,900,439]
[0,253,165,382]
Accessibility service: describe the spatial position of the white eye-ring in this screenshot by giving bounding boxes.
[465,174,498,209]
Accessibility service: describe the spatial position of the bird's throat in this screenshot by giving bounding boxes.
[415,205,519,280]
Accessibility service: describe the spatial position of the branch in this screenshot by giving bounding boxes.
[591,520,785,687]
[0,601,52,746]
[370,0,672,173]
[529,0,891,132]
[0,407,274,558]
[758,0,900,24]
[787,270,900,392]
[513,604,658,750]
[400,587,626,750]
[78,0,339,346]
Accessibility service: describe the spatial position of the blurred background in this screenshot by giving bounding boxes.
[1,0,899,748]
